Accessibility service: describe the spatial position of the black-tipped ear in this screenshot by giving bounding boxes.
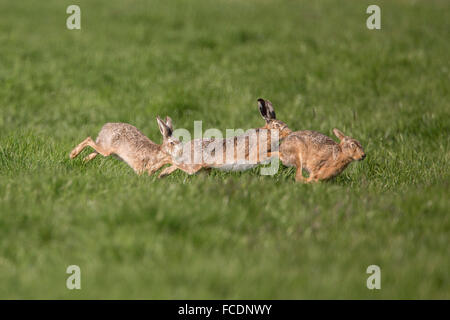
[265,100,276,120]
[258,98,269,122]
[333,128,345,141]
[165,116,173,132]
[157,116,171,138]
[258,98,276,122]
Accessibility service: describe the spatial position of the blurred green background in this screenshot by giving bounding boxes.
[0,0,448,298]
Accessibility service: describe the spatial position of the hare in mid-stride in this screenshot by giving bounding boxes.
[69,118,178,175]
[157,98,292,178]
[279,128,366,183]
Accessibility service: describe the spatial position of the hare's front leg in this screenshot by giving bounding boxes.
[147,159,171,176]
[70,137,112,159]
[178,163,204,175]
[158,163,204,178]
[293,158,309,183]
[158,165,178,178]
[295,167,309,183]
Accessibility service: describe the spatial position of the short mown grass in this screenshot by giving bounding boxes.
[0,0,448,298]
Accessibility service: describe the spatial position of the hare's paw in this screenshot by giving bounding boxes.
[158,171,169,179]
[69,148,80,159]
[83,152,98,162]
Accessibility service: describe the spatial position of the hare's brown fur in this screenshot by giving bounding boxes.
[279,129,365,183]
[69,122,173,175]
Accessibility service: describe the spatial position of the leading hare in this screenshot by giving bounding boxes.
[279,128,366,183]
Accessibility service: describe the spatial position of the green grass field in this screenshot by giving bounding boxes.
[0,0,449,299]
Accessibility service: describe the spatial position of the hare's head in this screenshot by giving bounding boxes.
[157,116,182,158]
[333,128,366,161]
[258,98,291,138]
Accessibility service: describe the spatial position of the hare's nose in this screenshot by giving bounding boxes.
[361,154,366,160]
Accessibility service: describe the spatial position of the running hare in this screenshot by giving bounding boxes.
[69,118,177,175]
[279,128,365,183]
[158,98,292,178]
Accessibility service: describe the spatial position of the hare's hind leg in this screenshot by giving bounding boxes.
[306,176,319,183]
[84,152,99,162]
[70,137,91,159]
[295,167,309,183]
[70,137,112,159]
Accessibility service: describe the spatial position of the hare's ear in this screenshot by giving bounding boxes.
[258,98,276,122]
[157,116,172,138]
[333,128,345,141]
[165,116,173,132]
[265,100,276,120]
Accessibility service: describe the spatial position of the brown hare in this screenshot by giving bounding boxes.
[279,128,366,183]
[69,118,178,175]
[157,98,292,178]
